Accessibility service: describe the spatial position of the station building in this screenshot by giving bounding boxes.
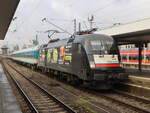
[1,45,8,55]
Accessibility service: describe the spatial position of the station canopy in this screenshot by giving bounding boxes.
[0,0,20,40]
[94,18,150,44]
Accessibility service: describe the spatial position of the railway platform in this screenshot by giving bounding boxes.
[126,68,150,77]
[0,64,22,113]
[117,74,150,99]
[128,75,150,88]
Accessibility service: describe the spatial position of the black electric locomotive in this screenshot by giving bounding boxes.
[38,34,128,89]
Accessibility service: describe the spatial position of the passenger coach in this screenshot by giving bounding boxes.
[10,46,39,69]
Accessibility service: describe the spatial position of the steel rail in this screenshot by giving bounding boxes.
[114,90,150,104]
[7,60,150,113]
[2,63,39,113]
[98,93,150,113]
[7,62,77,113]
[9,61,114,113]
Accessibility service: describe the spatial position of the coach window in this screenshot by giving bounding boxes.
[134,55,137,60]
[142,55,144,60]
[123,55,127,60]
[146,55,150,60]
[129,56,132,60]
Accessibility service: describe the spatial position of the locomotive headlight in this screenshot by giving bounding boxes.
[90,62,95,68]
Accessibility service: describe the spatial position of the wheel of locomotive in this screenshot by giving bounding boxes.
[49,69,53,75]
[57,71,61,80]
[34,65,37,70]
[67,74,72,83]
[51,70,55,77]
[31,65,34,70]
[47,69,51,76]
[41,68,45,73]
[67,74,82,85]
[44,68,48,73]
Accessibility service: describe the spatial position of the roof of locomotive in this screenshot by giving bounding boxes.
[47,34,113,48]
[74,34,113,42]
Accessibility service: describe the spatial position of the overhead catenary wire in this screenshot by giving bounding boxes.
[13,0,114,41]
[9,0,62,47]
[7,0,150,48]
[14,0,73,33]
[42,18,73,36]
[45,18,73,22]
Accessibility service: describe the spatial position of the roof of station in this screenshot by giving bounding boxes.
[94,18,150,43]
[0,0,20,40]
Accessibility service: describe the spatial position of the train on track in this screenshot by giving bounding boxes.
[120,48,150,69]
[10,34,128,89]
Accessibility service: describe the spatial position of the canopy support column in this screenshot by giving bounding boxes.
[138,42,143,71]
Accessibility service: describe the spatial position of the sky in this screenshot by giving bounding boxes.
[1,0,150,49]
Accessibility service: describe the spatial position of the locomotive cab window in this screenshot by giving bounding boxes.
[85,38,118,55]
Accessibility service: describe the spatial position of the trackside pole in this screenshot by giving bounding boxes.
[138,42,143,71]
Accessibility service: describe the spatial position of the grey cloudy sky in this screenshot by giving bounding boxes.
[1,0,150,48]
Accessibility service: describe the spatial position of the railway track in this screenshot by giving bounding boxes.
[3,62,76,113]
[5,60,118,113]
[114,90,150,104]
[5,60,150,113]
[97,91,150,113]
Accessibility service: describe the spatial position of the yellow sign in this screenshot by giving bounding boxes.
[65,56,72,61]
